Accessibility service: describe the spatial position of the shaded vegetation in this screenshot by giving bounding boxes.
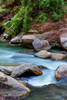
[0,0,67,35]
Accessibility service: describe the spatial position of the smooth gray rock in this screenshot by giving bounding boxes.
[55,64,67,81]
[32,38,51,51]
[0,72,31,96]
[11,63,42,77]
[60,33,67,50]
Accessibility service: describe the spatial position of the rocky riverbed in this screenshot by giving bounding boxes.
[0,42,67,100]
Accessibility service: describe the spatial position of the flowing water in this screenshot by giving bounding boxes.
[0,42,67,100]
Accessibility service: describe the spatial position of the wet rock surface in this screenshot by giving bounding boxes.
[0,72,31,97]
[55,64,67,81]
[34,50,51,58]
[11,63,42,77]
[35,50,66,60]
[0,65,20,74]
[51,53,66,60]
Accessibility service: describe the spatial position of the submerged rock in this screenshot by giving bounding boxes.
[19,49,34,53]
[11,63,42,77]
[55,64,67,81]
[35,50,66,60]
[37,65,48,69]
[32,38,51,52]
[0,72,31,96]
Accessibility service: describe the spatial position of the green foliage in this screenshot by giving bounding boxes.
[3,0,67,35]
[36,12,47,23]
[12,6,20,13]
[0,5,8,13]
[0,0,12,4]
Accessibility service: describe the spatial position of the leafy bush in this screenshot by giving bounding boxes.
[3,0,66,35]
[0,5,6,13]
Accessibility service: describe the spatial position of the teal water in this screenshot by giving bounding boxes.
[0,42,67,100]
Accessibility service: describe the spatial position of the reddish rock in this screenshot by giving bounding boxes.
[55,65,67,81]
[21,19,67,48]
[1,10,67,49]
[21,34,39,48]
[21,31,58,48]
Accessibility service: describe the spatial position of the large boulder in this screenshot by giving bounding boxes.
[11,63,42,77]
[21,34,38,48]
[55,65,67,81]
[34,50,51,58]
[32,38,51,52]
[0,72,31,96]
[60,33,67,50]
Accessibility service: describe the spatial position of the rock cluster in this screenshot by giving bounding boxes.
[34,50,66,60]
[0,64,42,97]
[11,63,42,77]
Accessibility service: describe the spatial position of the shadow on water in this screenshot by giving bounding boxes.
[22,77,67,100]
[22,83,67,100]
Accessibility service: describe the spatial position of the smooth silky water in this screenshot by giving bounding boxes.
[0,42,67,100]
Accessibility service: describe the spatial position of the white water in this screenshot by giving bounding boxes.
[0,42,67,87]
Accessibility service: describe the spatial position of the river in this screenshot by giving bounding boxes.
[0,42,67,100]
